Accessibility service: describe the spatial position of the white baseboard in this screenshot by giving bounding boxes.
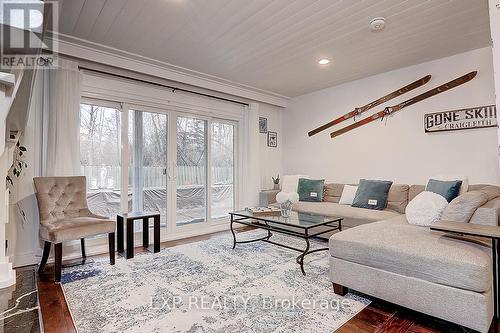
[12,251,40,268]
[12,222,248,268]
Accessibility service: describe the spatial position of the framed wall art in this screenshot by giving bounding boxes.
[267,131,277,147]
[259,117,267,133]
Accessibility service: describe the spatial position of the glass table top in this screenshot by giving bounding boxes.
[230,210,341,229]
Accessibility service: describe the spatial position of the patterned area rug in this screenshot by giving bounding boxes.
[61,230,370,333]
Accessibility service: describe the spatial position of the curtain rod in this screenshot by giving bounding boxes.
[78,66,249,107]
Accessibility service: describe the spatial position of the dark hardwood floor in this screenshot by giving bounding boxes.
[35,228,495,333]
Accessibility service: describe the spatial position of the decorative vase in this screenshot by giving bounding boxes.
[273,183,280,190]
[280,200,293,218]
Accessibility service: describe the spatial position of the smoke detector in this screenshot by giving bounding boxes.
[370,17,386,32]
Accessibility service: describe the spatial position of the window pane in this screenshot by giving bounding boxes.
[211,122,234,219]
[129,110,168,225]
[176,116,207,225]
[80,103,121,218]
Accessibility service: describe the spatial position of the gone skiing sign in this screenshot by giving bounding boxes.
[424,105,497,133]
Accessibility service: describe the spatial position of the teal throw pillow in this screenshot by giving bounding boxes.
[352,179,393,210]
[426,179,462,202]
[297,178,324,202]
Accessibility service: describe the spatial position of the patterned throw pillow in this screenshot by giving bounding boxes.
[297,178,324,202]
[351,179,393,210]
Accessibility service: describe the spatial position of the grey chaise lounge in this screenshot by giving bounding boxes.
[329,184,500,332]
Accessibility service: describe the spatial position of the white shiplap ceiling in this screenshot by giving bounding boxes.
[55,0,492,97]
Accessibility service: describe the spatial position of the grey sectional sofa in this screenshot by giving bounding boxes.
[266,183,500,332]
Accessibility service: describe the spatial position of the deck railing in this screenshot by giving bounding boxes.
[81,165,233,190]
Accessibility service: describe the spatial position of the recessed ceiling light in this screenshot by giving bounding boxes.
[318,59,330,65]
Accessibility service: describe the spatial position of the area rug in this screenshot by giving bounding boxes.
[61,230,370,333]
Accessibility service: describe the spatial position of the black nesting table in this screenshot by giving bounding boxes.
[117,212,160,259]
[229,210,342,275]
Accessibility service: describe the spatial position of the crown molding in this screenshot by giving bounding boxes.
[51,33,289,107]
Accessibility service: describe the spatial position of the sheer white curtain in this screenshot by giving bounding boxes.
[43,59,82,176]
[240,102,260,208]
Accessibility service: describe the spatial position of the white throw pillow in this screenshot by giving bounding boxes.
[405,191,449,227]
[428,174,469,195]
[339,185,358,205]
[281,175,310,193]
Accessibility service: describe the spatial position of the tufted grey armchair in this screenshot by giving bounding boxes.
[33,176,115,282]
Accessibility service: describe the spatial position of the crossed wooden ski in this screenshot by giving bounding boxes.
[308,75,432,137]
[330,71,477,139]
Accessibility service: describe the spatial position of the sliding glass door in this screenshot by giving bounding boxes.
[211,121,235,219]
[80,103,122,218]
[130,110,168,227]
[176,116,208,226]
[80,101,238,238]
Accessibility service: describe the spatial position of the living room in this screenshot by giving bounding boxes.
[1,0,500,332]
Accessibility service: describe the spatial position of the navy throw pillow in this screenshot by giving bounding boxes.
[352,179,393,210]
[426,179,462,202]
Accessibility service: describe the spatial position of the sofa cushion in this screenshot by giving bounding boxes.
[281,175,309,193]
[442,191,489,223]
[352,179,393,210]
[39,217,116,243]
[428,174,469,195]
[323,183,345,203]
[324,183,409,213]
[297,178,324,202]
[409,185,425,201]
[426,179,462,202]
[339,185,358,205]
[475,185,500,201]
[329,215,491,292]
[469,196,500,227]
[292,201,400,222]
[405,191,448,226]
[386,184,410,214]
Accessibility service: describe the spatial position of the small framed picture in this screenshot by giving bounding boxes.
[259,117,267,133]
[267,131,277,147]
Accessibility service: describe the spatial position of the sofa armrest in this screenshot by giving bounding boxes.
[469,196,500,226]
[259,190,280,206]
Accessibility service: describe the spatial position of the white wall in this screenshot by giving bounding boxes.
[259,103,283,190]
[490,1,500,112]
[283,47,500,185]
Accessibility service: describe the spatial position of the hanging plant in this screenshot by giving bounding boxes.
[6,141,28,192]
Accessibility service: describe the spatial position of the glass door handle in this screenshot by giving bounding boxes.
[166,166,172,180]
[166,166,177,181]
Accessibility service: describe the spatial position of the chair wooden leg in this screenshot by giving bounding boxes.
[108,233,115,265]
[38,241,51,274]
[333,283,348,296]
[80,238,86,259]
[54,243,62,283]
